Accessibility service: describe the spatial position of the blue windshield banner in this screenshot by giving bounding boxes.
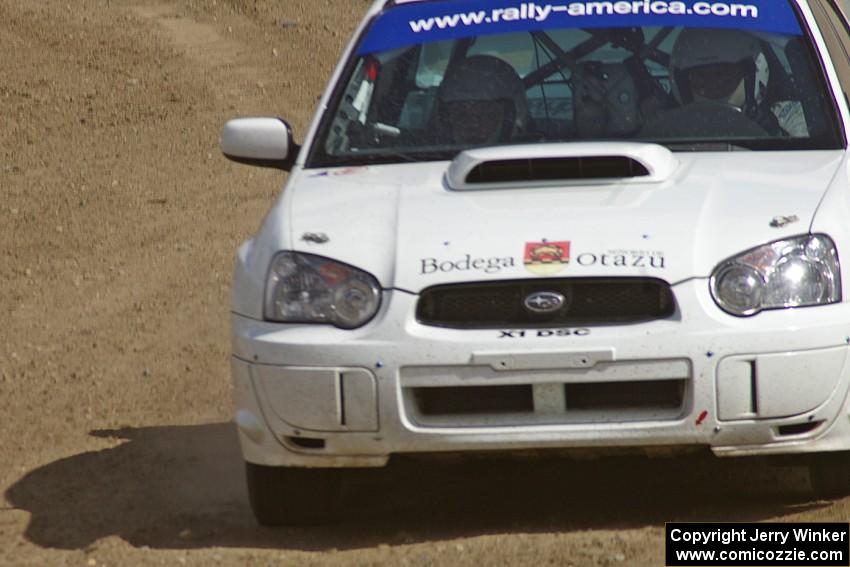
[357,0,802,55]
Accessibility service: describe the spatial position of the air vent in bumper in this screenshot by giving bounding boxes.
[402,359,691,428]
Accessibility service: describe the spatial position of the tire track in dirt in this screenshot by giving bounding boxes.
[132,3,251,102]
[134,4,242,64]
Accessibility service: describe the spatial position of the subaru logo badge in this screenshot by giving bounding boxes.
[524,291,566,314]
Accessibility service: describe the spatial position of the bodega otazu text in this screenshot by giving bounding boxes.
[576,249,666,268]
[419,249,666,275]
[420,255,516,275]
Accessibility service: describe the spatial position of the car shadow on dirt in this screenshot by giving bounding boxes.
[5,422,831,551]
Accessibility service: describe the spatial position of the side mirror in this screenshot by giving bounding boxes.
[220,117,300,171]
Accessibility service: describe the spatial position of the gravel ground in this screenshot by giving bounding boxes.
[2,1,849,565]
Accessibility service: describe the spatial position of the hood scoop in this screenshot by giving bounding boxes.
[446,142,678,191]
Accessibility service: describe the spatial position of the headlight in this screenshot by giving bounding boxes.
[710,234,841,316]
[264,252,381,328]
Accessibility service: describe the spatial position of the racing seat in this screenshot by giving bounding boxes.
[573,61,641,138]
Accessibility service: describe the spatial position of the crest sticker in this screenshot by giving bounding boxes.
[524,241,570,275]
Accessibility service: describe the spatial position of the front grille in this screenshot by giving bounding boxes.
[417,278,675,329]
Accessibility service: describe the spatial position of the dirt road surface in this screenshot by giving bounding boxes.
[3,1,850,565]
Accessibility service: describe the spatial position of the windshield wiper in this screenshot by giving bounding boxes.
[345,149,452,165]
[663,142,751,152]
[367,150,420,162]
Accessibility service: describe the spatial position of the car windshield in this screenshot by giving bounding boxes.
[309,0,842,167]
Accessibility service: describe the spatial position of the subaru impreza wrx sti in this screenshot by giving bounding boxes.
[221,0,850,525]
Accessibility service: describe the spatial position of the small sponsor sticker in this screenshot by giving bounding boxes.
[334,167,367,176]
[309,167,368,178]
[524,241,570,275]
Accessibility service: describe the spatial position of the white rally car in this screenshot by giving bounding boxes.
[222,0,850,525]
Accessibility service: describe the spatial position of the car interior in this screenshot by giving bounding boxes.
[319,25,837,163]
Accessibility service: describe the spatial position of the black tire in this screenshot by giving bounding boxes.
[809,452,850,499]
[245,462,342,526]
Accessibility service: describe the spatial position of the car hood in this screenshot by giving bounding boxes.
[288,150,844,293]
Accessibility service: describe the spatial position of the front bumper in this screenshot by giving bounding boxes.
[231,279,850,468]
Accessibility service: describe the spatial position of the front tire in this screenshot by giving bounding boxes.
[809,452,850,499]
[245,462,342,526]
